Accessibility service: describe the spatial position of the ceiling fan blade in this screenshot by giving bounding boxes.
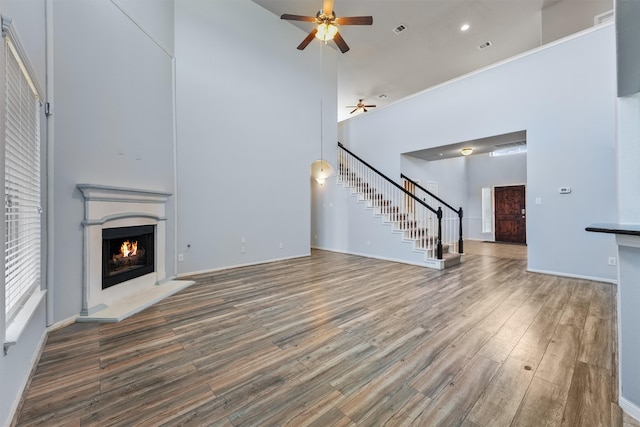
[363,108,368,112]
[365,105,376,108]
[322,0,335,14]
[350,108,358,114]
[336,16,373,25]
[281,14,316,22]
[297,29,318,50]
[333,32,350,53]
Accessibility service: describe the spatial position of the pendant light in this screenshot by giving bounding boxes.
[311,43,334,185]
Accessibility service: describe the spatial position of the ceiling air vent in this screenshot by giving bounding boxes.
[494,141,526,149]
[478,41,492,50]
[491,141,527,157]
[392,24,407,35]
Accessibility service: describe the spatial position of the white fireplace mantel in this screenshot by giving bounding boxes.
[77,184,192,322]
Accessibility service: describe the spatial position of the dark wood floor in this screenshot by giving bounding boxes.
[14,247,621,426]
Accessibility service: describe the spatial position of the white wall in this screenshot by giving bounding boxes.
[0,1,47,425]
[617,94,640,222]
[400,155,467,211]
[175,0,331,274]
[619,242,640,417]
[332,25,617,282]
[615,1,640,414]
[51,0,175,322]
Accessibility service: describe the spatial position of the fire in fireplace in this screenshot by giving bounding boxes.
[102,225,155,289]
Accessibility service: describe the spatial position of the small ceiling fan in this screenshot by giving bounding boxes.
[281,0,373,53]
[346,99,376,114]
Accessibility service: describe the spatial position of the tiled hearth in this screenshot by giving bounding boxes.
[76,184,193,322]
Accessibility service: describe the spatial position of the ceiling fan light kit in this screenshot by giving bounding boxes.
[315,22,338,41]
[281,0,372,53]
[461,147,474,156]
[346,99,376,114]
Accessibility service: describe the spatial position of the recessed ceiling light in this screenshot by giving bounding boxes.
[460,24,470,31]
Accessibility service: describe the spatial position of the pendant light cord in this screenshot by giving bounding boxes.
[320,43,324,172]
[320,99,324,170]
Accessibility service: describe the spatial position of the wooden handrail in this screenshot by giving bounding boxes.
[338,142,439,215]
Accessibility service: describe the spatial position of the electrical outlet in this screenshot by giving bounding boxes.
[241,246,246,253]
[608,257,617,266]
[178,254,184,262]
[279,242,283,249]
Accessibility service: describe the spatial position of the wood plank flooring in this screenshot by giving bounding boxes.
[14,246,621,426]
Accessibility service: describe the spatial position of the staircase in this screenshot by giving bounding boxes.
[337,142,463,270]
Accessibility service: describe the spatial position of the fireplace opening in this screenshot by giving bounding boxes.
[102,225,155,289]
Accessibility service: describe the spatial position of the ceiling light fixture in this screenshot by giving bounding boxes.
[312,99,334,184]
[460,23,470,31]
[460,147,473,156]
[315,23,338,42]
[312,45,334,186]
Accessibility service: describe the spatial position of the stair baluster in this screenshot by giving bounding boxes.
[337,142,461,264]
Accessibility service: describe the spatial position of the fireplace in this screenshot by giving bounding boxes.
[102,225,155,289]
[77,184,171,317]
[78,184,194,322]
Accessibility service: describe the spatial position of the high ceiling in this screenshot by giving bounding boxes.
[253,0,612,122]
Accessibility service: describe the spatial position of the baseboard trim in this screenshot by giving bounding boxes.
[7,328,47,427]
[620,397,640,422]
[47,315,79,333]
[526,268,617,285]
[311,246,438,269]
[176,253,311,279]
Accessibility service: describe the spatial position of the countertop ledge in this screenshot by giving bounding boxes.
[586,223,640,236]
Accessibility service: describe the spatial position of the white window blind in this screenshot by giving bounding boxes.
[4,35,41,322]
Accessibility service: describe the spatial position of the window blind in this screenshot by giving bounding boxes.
[4,36,41,322]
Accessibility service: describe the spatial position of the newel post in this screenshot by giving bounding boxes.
[458,207,464,254]
[436,207,443,260]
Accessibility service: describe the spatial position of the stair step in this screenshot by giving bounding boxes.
[442,252,462,268]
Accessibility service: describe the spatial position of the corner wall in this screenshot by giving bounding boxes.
[51,0,176,323]
[175,0,331,274]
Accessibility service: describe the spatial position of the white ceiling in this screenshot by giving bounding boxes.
[252,0,612,122]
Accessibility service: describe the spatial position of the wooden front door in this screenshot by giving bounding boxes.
[494,185,526,244]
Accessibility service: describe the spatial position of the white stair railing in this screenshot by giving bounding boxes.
[401,174,464,254]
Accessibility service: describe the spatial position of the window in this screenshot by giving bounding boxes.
[481,187,492,233]
[3,26,42,323]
